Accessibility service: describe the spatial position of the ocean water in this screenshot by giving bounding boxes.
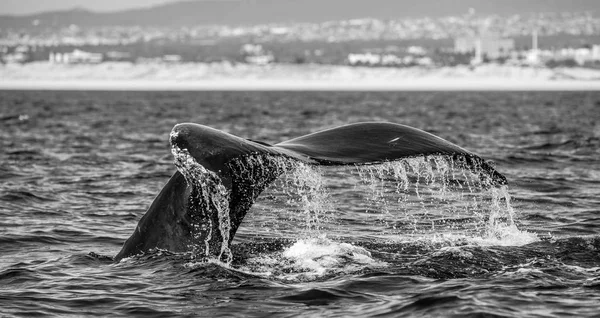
[1,90,599,317]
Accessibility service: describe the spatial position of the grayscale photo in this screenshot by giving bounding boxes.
[1,1,599,317]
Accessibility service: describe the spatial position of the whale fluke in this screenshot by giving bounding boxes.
[114,122,507,262]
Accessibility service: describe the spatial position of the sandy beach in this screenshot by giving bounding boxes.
[2,61,600,90]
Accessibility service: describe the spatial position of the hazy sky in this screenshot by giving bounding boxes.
[0,0,183,15]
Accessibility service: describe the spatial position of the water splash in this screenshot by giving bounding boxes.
[171,144,233,261]
[349,157,487,236]
[240,236,386,281]
[478,185,537,246]
[280,161,331,233]
[273,155,536,246]
[172,147,536,266]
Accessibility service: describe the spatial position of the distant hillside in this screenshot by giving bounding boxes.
[2,0,600,29]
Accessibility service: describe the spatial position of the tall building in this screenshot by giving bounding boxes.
[526,30,540,65]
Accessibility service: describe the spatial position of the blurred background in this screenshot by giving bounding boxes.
[2,0,600,87]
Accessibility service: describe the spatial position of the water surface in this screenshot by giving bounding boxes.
[1,91,599,317]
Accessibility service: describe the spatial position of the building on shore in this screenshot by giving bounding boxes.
[454,34,515,61]
[50,49,103,64]
[347,52,382,65]
[549,46,600,65]
[347,52,432,67]
[241,44,274,65]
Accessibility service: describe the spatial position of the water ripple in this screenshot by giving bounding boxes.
[1,91,599,316]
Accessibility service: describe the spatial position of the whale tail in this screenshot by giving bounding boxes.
[114,122,507,262]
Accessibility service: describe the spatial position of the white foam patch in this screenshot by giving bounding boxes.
[283,237,373,265]
[279,237,386,280]
[476,223,539,246]
[240,236,387,281]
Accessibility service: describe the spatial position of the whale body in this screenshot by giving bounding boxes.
[114,122,507,262]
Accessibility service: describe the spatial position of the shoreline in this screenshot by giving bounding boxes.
[2,62,600,91]
[4,79,600,91]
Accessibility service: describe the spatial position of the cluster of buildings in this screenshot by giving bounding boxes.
[49,49,102,64]
[45,50,186,64]
[5,37,600,68]
[454,31,600,66]
[3,11,600,68]
[347,46,434,67]
[240,44,274,65]
[1,45,29,63]
[346,32,600,68]
[279,12,600,42]
[347,53,433,67]
[40,45,275,65]
[2,12,600,47]
[0,24,148,48]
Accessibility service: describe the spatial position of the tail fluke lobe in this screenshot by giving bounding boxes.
[274,122,507,185]
[451,153,507,186]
